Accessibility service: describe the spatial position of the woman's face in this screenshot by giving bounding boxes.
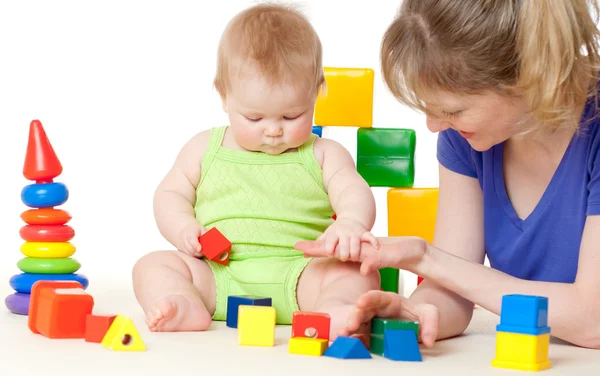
[422,90,530,151]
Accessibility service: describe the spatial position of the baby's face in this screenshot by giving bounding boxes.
[223,73,316,155]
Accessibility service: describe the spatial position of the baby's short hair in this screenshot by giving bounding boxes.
[214,2,324,98]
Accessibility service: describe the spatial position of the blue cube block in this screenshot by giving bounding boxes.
[324,336,371,359]
[497,294,550,335]
[384,329,422,362]
[226,295,272,328]
[312,126,322,138]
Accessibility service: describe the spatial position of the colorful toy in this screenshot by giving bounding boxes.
[383,329,422,361]
[85,314,117,343]
[379,268,400,294]
[199,227,231,266]
[226,295,272,328]
[314,67,374,128]
[291,311,330,341]
[492,295,551,371]
[357,128,416,188]
[5,120,86,315]
[288,337,329,356]
[387,188,438,286]
[370,317,420,356]
[312,126,323,137]
[101,315,146,351]
[28,280,94,338]
[238,305,276,347]
[324,336,372,359]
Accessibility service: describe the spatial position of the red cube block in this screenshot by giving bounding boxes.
[199,228,231,266]
[292,311,331,341]
[85,314,117,343]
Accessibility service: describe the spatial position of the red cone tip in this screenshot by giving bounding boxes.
[23,120,63,183]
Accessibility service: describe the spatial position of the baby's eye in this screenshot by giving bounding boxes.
[245,117,262,122]
[283,114,301,120]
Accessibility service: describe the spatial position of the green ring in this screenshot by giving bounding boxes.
[17,257,81,274]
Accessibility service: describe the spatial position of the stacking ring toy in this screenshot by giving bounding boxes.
[5,293,30,315]
[17,257,81,274]
[9,273,89,294]
[20,241,76,258]
[19,224,74,242]
[21,182,68,208]
[20,208,72,225]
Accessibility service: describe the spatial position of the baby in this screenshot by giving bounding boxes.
[132,3,380,339]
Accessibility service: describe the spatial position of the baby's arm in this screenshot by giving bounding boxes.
[315,138,377,259]
[153,130,210,257]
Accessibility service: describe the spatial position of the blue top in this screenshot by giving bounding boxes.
[437,98,600,283]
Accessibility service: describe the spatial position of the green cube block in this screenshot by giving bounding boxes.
[357,128,416,187]
[371,317,419,338]
[379,267,399,293]
[370,335,384,356]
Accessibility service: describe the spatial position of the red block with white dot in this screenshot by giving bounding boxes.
[199,228,231,266]
[292,311,331,341]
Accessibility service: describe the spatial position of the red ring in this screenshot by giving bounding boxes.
[19,224,75,242]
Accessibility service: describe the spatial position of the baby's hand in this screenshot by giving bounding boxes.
[317,217,378,262]
[176,222,207,258]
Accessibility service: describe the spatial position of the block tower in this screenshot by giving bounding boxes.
[5,120,89,315]
[314,67,438,293]
[492,294,551,371]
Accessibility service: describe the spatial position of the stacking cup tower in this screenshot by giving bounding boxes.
[5,120,89,315]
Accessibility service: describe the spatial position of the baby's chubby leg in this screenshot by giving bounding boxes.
[132,251,216,332]
[297,258,380,340]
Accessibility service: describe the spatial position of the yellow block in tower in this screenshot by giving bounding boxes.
[492,332,551,371]
[314,67,374,127]
[387,188,439,241]
[238,305,276,347]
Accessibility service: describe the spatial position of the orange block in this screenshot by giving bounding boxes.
[85,314,117,343]
[28,280,94,338]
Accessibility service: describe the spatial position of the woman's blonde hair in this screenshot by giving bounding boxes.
[381,0,600,131]
[214,3,324,98]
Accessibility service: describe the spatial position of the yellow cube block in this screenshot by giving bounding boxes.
[387,188,439,241]
[492,332,551,371]
[238,305,276,347]
[288,337,329,356]
[314,67,374,127]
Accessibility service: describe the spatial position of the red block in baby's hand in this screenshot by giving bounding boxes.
[199,228,231,266]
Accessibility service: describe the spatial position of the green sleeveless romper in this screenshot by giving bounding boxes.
[194,126,334,324]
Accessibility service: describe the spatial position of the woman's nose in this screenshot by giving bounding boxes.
[426,116,451,133]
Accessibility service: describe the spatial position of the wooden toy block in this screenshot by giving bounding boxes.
[369,335,384,356]
[497,295,550,335]
[324,336,372,359]
[85,314,117,343]
[312,126,322,138]
[388,188,439,289]
[351,333,370,350]
[371,317,419,338]
[28,280,94,338]
[226,295,272,328]
[357,128,416,187]
[315,67,374,128]
[238,305,276,347]
[291,311,330,341]
[383,329,422,361]
[288,337,329,356]
[379,268,399,293]
[199,227,231,266]
[492,332,551,371]
[101,315,146,351]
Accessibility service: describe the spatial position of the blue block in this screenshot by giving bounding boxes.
[9,273,89,294]
[497,295,549,335]
[324,336,371,359]
[226,295,272,328]
[312,126,322,138]
[384,329,422,361]
[21,182,69,208]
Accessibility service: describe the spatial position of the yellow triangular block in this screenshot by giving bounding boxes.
[101,315,146,351]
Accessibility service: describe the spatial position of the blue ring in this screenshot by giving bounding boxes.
[9,273,89,294]
[21,182,69,208]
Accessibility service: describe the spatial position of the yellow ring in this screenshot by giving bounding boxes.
[20,241,76,258]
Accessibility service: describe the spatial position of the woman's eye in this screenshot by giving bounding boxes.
[441,110,462,118]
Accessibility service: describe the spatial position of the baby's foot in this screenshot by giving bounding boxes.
[146,293,212,332]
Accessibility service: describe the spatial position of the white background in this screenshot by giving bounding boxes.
[0,0,438,285]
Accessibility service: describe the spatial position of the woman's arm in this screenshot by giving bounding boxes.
[408,164,486,340]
